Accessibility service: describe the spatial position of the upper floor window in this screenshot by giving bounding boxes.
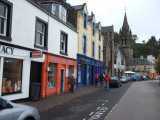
[83,13,87,29]
[61,6,66,22]
[99,29,101,41]
[83,35,87,54]
[35,17,48,50]
[92,22,95,36]
[0,0,12,41]
[98,45,101,60]
[60,31,68,55]
[92,41,95,58]
[52,4,59,17]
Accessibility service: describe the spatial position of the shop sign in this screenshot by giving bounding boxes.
[0,45,14,54]
[31,51,43,58]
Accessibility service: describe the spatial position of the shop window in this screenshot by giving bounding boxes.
[48,63,56,89]
[2,58,23,95]
[60,31,68,55]
[0,0,13,41]
[34,17,48,50]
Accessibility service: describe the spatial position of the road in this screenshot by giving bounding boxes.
[104,80,160,120]
[40,82,132,120]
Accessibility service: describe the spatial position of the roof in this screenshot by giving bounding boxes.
[102,26,112,32]
[72,5,83,10]
[133,58,153,66]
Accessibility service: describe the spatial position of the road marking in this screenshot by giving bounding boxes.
[89,112,94,116]
[96,107,100,110]
[106,100,109,102]
[102,103,105,106]
[83,118,86,120]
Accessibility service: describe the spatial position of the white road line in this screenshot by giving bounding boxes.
[96,107,100,110]
[89,112,94,116]
[83,118,86,120]
[106,100,108,102]
[102,103,105,106]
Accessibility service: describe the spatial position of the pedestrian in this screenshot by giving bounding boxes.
[95,74,99,87]
[69,74,75,93]
[99,74,104,87]
[105,74,110,90]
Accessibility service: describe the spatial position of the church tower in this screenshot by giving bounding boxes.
[119,12,133,71]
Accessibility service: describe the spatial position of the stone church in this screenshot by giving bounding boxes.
[119,12,133,71]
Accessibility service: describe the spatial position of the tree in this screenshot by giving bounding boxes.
[114,32,120,43]
[154,55,160,74]
[132,34,139,43]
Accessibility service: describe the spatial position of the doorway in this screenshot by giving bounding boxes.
[61,69,64,92]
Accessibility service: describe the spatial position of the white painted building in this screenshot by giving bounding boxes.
[0,0,77,100]
[114,44,126,76]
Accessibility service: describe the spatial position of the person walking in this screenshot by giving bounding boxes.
[95,74,99,87]
[105,74,110,90]
[69,74,75,93]
[100,74,104,87]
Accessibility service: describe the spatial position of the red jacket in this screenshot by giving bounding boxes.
[105,76,110,82]
[95,74,98,81]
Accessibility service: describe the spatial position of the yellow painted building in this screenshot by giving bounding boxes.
[73,3,104,87]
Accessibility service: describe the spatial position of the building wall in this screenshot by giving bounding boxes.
[77,12,103,61]
[6,0,77,59]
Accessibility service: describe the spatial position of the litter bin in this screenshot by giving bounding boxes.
[30,82,41,101]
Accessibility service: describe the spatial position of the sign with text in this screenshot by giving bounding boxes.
[30,51,43,58]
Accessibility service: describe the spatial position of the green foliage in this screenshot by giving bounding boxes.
[114,32,119,43]
[132,34,139,43]
[154,55,160,74]
[132,36,160,58]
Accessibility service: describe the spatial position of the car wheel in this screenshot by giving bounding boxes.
[25,117,34,120]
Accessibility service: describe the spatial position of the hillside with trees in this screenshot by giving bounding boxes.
[114,32,160,58]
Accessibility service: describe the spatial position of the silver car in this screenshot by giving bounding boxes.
[0,97,40,120]
[119,76,128,83]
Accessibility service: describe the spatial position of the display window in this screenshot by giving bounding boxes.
[48,63,56,89]
[2,58,23,95]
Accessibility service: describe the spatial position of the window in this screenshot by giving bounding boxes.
[92,22,95,36]
[35,17,48,50]
[52,4,59,17]
[61,6,66,22]
[60,32,68,55]
[48,63,56,89]
[2,58,23,95]
[83,13,87,29]
[98,45,101,60]
[0,0,13,41]
[99,29,101,41]
[92,41,95,58]
[83,36,87,54]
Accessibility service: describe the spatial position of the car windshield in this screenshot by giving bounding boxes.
[111,77,117,80]
[120,76,125,78]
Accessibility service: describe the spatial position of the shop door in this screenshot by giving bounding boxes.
[30,62,42,83]
[61,69,64,92]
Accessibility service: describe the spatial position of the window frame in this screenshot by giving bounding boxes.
[83,35,87,55]
[34,17,48,50]
[0,0,13,41]
[60,31,68,56]
[92,40,95,58]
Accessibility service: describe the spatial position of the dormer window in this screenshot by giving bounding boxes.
[51,3,66,22]
[61,6,66,22]
[52,4,59,17]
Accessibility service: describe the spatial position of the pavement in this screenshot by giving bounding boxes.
[104,80,160,120]
[17,86,102,112]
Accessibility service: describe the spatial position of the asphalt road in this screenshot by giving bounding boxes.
[40,82,132,120]
[105,80,160,120]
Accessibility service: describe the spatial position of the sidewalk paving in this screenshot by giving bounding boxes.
[18,86,102,112]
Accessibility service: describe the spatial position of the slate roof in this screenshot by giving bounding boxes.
[114,44,125,59]
[133,58,153,66]
[102,26,112,32]
[72,5,83,10]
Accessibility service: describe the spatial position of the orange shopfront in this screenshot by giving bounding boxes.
[41,54,77,98]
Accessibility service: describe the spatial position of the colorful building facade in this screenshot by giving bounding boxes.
[72,3,103,88]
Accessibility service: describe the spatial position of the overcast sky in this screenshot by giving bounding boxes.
[67,0,160,43]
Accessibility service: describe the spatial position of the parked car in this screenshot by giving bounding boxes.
[0,97,40,120]
[119,76,128,83]
[130,73,142,81]
[141,75,147,80]
[109,76,121,87]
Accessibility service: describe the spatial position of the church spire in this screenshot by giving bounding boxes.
[122,12,129,30]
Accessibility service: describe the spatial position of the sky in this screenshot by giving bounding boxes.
[67,0,160,43]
